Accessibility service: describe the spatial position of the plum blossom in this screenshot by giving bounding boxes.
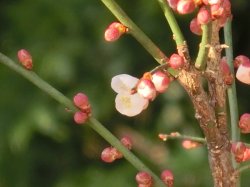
[111,74,149,117]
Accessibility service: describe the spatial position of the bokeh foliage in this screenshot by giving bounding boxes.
[0,0,250,186]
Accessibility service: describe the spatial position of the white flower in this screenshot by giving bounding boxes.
[111,74,149,117]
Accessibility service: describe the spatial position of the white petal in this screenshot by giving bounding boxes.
[236,64,250,85]
[115,93,148,117]
[111,74,139,94]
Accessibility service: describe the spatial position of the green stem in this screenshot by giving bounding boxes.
[101,0,166,64]
[223,20,240,153]
[156,0,185,46]
[195,23,212,70]
[0,52,75,111]
[159,132,206,144]
[0,52,166,187]
[224,19,240,186]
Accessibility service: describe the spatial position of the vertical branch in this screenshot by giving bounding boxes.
[156,0,185,46]
[224,18,240,187]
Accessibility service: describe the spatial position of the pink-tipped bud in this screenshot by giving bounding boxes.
[190,18,202,35]
[169,53,185,69]
[151,71,171,93]
[73,92,91,115]
[182,140,201,149]
[197,6,211,25]
[177,0,196,15]
[220,57,233,85]
[120,136,133,150]
[73,111,88,125]
[104,22,127,42]
[167,0,180,11]
[135,171,153,185]
[231,142,247,163]
[101,147,120,163]
[242,148,250,162]
[137,73,157,101]
[234,55,250,68]
[236,62,250,85]
[17,49,33,70]
[239,113,250,134]
[161,170,174,187]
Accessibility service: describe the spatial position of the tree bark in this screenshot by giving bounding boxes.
[176,21,237,187]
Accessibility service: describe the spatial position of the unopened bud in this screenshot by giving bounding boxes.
[231,142,247,163]
[17,49,33,70]
[197,6,211,25]
[182,140,201,149]
[190,18,202,35]
[239,113,250,134]
[169,53,185,69]
[104,22,127,42]
[101,147,120,163]
[135,171,153,186]
[73,111,88,125]
[137,73,156,101]
[151,71,171,93]
[161,169,174,187]
[120,136,133,150]
[177,0,196,15]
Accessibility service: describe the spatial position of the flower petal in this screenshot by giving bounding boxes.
[115,93,148,117]
[111,74,139,94]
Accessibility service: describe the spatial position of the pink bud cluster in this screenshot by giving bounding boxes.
[238,113,250,134]
[73,93,91,124]
[231,142,250,163]
[101,136,132,163]
[136,71,171,101]
[234,55,250,85]
[104,22,127,42]
[17,49,33,70]
[135,169,174,187]
[166,0,231,35]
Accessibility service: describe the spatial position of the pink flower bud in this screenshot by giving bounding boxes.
[101,147,119,163]
[17,49,33,70]
[73,92,92,116]
[151,71,171,93]
[182,140,201,149]
[135,171,153,185]
[167,0,180,11]
[190,18,202,35]
[104,22,127,42]
[231,142,247,163]
[236,61,250,85]
[239,113,250,134]
[242,148,250,162]
[234,55,250,68]
[137,73,156,101]
[73,111,88,124]
[177,0,196,15]
[161,170,174,187]
[120,136,133,150]
[220,57,233,85]
[169,53,185,69]
[197,6,211,25]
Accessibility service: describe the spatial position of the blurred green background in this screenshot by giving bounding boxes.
[0,0,250,186]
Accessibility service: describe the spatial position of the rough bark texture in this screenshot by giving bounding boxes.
[177,21,237,187]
